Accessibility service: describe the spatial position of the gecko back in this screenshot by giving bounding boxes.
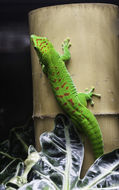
[31,35,104,159]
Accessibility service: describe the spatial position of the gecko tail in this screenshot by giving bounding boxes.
[74,111,104,159]
[87,128,104,159]
[92,140,104,159]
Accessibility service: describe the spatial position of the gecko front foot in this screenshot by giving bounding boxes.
[78,87,101,107]
[85,87,101,106]
[61,38,71,62]
[62,38,71,50]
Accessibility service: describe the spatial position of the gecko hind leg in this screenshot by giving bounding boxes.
[78,87,101,107]
[60,38,71,62]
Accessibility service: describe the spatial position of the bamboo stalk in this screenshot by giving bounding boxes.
[29,3,119,177]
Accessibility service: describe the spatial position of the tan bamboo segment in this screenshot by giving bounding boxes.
[29,3,119,177]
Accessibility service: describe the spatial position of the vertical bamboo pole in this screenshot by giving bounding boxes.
[29,3,119,176]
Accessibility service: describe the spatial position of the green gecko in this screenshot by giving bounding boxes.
[30,34,104,159]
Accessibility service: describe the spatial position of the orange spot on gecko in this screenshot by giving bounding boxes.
[36,39,39,46]
[41,46,46,50]
[61,82,67,88]
[39,42,43,47]
[78,104,81,106]
[68,99,74,106]
[59,79,61,82]
[58,95,64,98]
[55,87,59,91]
[36,39,42,41]
[54,79,57,82]
[63,102,67,106]
[36,39,42,46]
[57,95,64,98]
[64,93,70,96]
[57,71,59,75]
[66,86,69,90]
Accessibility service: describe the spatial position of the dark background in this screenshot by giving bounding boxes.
[0,0,119,141]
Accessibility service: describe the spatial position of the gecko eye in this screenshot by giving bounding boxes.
[34,47,37,50]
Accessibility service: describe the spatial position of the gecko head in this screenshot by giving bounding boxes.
[30,34,53,64]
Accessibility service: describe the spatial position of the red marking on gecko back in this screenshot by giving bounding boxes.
[64,93,70,96]
[36,39,42,41]
[36,39,42,46]
[61,82,67,88]
[59,95,64,98]
[39,42,43,47]
[66,86,69,90]
[55,87,59,91]
[53,79,57,82]
[41,46,46,50]
[57,71,60,75]
[68,99,74,106]
[60,95,64,98]
[57,95,64,98]
[63,102,67,106]
[36,39,39,46]
[59,79,61,82]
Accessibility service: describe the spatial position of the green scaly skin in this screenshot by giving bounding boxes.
[30,34,104,159]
